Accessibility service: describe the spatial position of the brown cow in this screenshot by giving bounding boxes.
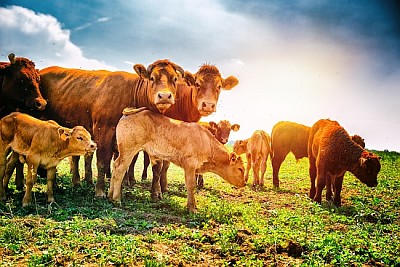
[1,53,47,191]
[127,64,239,200]
[196,120,240,188]
[271,121,311,188]
[233,130,272,187]
[271,121,367,189]
[38,59,184,197]
[308,119,380,206]
[0,112,96,205]
[108,107,245,213]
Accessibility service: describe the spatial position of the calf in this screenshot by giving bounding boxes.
[0,112,96,206]
[233,130,272,187]
[196,120,240,188]
[108,108,246,213]
[308,119,380,206]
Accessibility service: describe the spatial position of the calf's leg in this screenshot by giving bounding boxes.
[46,167,57,203]
[160,160,170,193]
[22,163,38,207]
[184,166,197,213]
[71,156,81,187]
[3,151,20,192]
[151,161,163,201]
[260,155,268,187]
[0,154,6,200]
[84,154,94,185]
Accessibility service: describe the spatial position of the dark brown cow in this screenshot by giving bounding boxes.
[308,119,381,206]
[196,120,240,188]
[38,59,184,197]
[271,121,367,189]
[0,112,96,205]
[271,121,310,188]
[126,64,239,200]
[108,108,245,213]
[233,130,272,187]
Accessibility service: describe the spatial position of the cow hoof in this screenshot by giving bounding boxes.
[141,175,147,181]
[95,191,106,198]
[22,202,30,208]
[151,192,163,202]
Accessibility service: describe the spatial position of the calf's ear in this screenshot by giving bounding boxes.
[133,64,148,79]
[231,124,240,131]
[58,127,72,141]
[209,121,218,129]
[222,76,239,90]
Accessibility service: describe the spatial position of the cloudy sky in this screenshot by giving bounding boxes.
[1,1,399,151]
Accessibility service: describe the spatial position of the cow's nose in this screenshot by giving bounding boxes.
[34,98,47,111]
[201,101,215,111]
[90,143,97,150]
[158,92,172,101]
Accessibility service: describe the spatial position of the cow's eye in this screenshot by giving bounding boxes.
[195,82,201,88]
[77,136,84,141]
[150,76,155,82]
[173,76,178,83]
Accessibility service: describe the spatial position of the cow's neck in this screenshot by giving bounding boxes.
[200,140,230,173]
[130,79,159,112]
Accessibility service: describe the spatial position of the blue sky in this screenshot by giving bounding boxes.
[1,0,399,151]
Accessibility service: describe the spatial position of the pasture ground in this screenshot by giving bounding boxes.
[0,148,399,266]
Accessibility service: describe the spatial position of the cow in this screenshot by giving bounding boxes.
[126,64,239,200]
[108,107,246,213]
[271,121,367,189]
[1,53,48,191]
[308,119,381,206]
[233,130,272,187]
[38,59,185,197]
[0,112,96,206]
[196,120,240,188]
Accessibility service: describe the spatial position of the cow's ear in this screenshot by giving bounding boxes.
[209,121,217,129]
[8,53,16,64]
[359,156,367,167]
[58,127,72,141]
[133,64,148,79]
[231,124,240,132]
[184,71,195,86]
[222,76,239,90]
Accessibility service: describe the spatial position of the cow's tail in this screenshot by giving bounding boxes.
[122,106,148,116]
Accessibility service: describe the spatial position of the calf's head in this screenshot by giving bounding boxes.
[0,53,47,111]
[356,152,381,187]
[58,126,97,155]
[185,64,238,116]
[209,120,240,144]
[223,153,246,187]
[233,139,248,155]
[134,59,184,114]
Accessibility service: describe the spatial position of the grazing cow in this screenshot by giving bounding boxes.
[271,121,367,189]
[0,112,96,206]
[271,121,310,188]
[233,130,272,187]
[1,53,47,190]
[196,120,240,188]
[108,107,245,213]
[38,59,184,197]
[308,119,381,206]
[126,64,239,200]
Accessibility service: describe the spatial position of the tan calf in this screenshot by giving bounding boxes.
[0,112,96,206]
[108,107,246,213]
[233,130,272,187]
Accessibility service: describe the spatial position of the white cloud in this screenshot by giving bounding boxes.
[0,5,116,70]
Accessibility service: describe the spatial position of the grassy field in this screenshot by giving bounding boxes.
[0,148,399,266]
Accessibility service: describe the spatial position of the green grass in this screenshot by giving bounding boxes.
[1,149,399,266]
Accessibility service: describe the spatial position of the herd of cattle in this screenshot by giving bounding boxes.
[0,53,381,213]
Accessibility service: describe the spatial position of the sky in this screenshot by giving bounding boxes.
[1,0,399,151]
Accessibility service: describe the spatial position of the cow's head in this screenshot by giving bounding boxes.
[209,120,240,144]
[185,64,238,116]
[223,153,246,187]
[355,151,381,187]
[233,139,248,156]
[0,53,47,111]
[134,59,184,114]
[58,126,97,155]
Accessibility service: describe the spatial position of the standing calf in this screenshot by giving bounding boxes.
[108,108,245,213]
[233,130,272,187]
[308,119,380,206]
[0,112,96,206]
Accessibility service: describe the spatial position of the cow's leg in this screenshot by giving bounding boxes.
[252,160,260,187]
[15,162,24,191]
[84,154,94,185]
[0,153,6,201]
[313,166,326,204]
[326,173,333,202]
[308,155,317,199]
[160,160,170,193]
[260,155,268,187]
[4,151,20,192]
[272,152,287,188]
[196,174,204,189]
[108,148,138,202]
[71,156,81,187]
[142,151,150,180]
[245,153,252,183]
[184,166,197,213]
[22,162,38,207]
[151,160,163,201]
[333,175,344,207]
[125,153,139,187]
[46,167,57,203]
